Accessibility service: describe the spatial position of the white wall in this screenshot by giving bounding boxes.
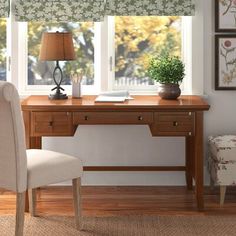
[44,0,219,186]
[203,0,236,138]
[44,127,185,185]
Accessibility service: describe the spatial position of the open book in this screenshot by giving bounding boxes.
[95,90,133,102]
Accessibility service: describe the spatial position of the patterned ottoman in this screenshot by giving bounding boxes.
[208,135,236,205]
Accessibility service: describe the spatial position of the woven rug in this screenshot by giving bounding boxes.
[1,215,236,236]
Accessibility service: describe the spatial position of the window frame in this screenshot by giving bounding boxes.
[7,15,193,96]
[107,16,193,95]
[17,21,102,96]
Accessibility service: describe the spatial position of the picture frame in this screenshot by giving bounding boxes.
[215,35,236,90]
[215,0,236,32]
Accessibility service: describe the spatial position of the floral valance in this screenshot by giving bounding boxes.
[14,0,195,22]
[0,0,9,18]
[105,0,195,16]
[14,0,105,22]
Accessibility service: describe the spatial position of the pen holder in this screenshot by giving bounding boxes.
[72,81,82,98]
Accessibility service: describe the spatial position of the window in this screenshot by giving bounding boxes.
[0,19,6,81]
[13,16,192,95]
[27,22,94,86]
[112,16,182,89]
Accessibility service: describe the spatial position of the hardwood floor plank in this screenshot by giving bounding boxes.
[1,186,236,216]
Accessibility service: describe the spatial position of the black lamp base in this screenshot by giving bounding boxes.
[49,61,68,100]
[49,91,68,100]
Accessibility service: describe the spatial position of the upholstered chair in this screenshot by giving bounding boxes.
[208,135,236,205]
[0,82,83,236]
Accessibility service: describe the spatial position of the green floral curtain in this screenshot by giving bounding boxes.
[105,0,195,16]
[14,0,106,22]
[14,0,195,22]
[0,0,9,18]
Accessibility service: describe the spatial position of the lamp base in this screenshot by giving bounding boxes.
[49,92,68,100]
[48,61,68,100]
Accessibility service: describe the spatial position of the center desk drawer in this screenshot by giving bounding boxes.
[152,112,195,136]
[73,112,153,125]
[31,112,73,136]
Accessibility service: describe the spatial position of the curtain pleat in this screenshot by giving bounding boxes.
[105,0,195,16]
[14,0,195,22]
[14,0,106,22]
[0,0,9,18]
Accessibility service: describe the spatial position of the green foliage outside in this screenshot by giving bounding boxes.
[0,16,182,84]
[148,55,185,84]
[0,19,6,81]
[115,16,182,82]
[28,22,94,85]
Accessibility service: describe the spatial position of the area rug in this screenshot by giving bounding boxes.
[1,215,236,236]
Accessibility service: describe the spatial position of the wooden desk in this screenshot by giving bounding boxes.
[21,95,210,211]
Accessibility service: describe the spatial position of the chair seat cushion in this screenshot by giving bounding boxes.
[27,149,83,189]
[209,135,236,163]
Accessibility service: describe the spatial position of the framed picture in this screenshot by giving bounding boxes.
[215,0,236,32]
[215,35,236,90]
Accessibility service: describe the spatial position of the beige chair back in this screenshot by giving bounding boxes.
[0,82,27,193]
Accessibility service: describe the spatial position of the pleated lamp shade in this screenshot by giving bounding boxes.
[39,32,76,61]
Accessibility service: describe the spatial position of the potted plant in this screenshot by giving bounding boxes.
[148,55,185,100]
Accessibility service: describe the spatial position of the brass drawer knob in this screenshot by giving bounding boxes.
[138,116,143,121]
[84,116,89,121]
[173,121,178,127]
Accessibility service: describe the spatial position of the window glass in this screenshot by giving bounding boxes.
[114,16,181,86]
[0,19,6,81]
[28,22,94,85]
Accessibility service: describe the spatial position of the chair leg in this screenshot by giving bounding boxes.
[15,192,25,236]
[28,189,37,217]
[220,185,227,206]
[72,178,82,230]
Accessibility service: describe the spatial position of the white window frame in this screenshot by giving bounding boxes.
[7,15,193,96]
[106,16,193,95]
[16,21,102,96]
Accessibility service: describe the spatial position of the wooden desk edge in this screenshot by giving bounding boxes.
[21,95,210,111]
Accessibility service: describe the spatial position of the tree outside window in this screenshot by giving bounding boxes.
[28,22,94,85]
[115,16,181,86]
[0,19,6,81]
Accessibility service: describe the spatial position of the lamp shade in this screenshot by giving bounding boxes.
[39,32,76,61]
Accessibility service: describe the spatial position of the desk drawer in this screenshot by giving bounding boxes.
[31,112,73,136]
[73,112,153,125]
[152,112,195,136]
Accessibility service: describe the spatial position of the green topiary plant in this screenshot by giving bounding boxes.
[148,55,185,84]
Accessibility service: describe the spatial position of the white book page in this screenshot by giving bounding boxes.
[95,96,126,102]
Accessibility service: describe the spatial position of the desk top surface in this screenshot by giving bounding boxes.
[21,95,210,111]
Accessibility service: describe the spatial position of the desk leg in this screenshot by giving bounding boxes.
[24,137,42,213]
[23,111,42,212]
[194,111,204,211]
[185,136,193,190]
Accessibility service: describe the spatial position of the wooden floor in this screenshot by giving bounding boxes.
[1,186,236,216]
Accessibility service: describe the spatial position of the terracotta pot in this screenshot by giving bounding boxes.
[158,83,181,100]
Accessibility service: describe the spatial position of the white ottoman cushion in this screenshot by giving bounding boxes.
[208,135,236,185]
[209,135,236,163]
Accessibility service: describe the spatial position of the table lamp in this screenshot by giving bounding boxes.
[39,32,76,100]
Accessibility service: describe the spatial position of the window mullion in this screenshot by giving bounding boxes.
[107,16,115,91]
[99,16,112,92]
[181,16,193,95]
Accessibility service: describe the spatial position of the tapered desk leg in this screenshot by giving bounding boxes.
[23,111,42,212]
[194,111,204,211]
[185,136,194,190]
[24,137,41,213]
